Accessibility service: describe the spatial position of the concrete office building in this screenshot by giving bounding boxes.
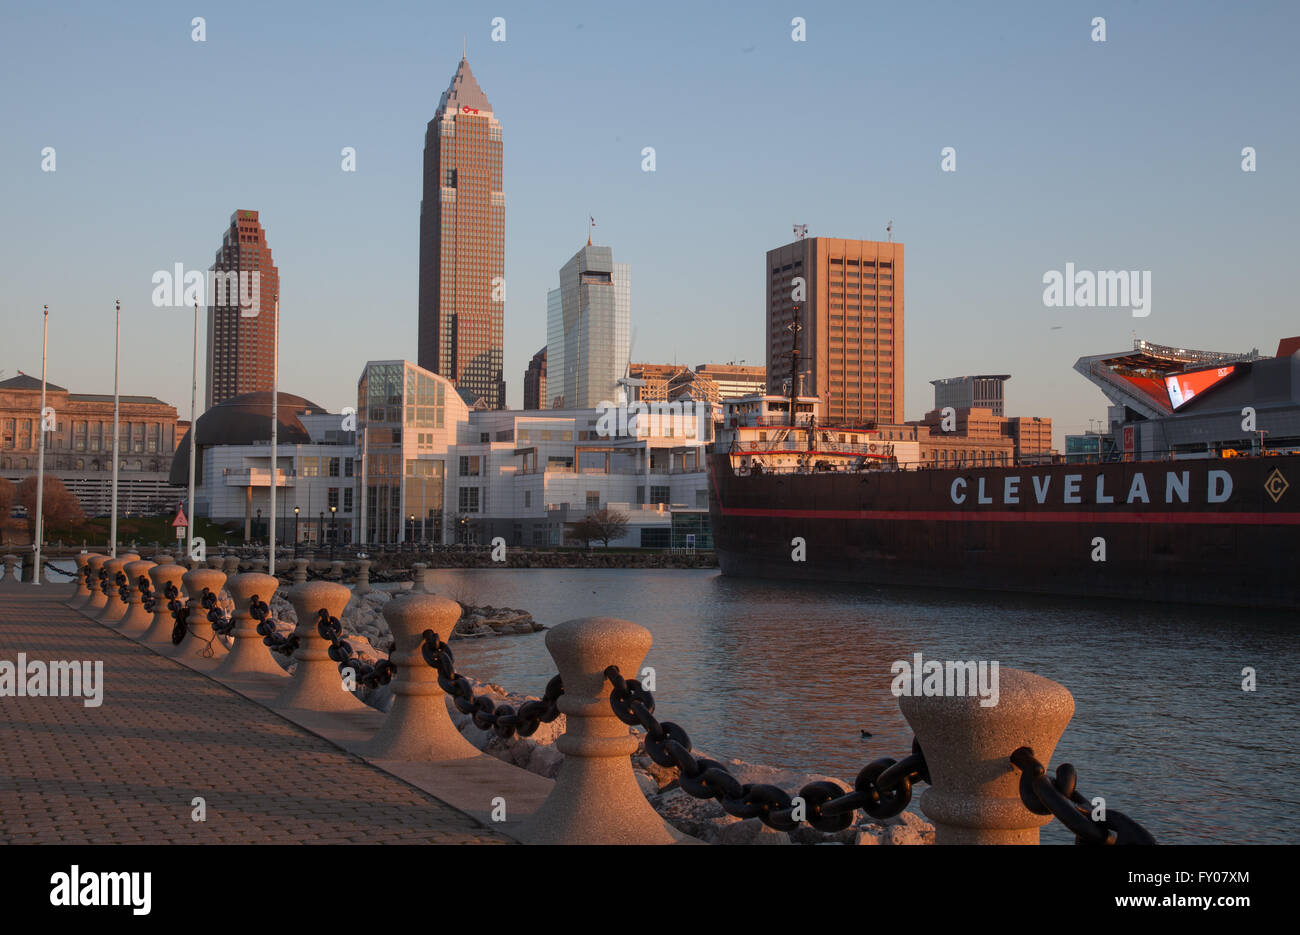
[417,57,506,409]
[766,236,904,426]
[932,374,1010,417]
[546,243,630,410]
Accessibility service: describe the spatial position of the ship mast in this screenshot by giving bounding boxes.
[787,309,802,429]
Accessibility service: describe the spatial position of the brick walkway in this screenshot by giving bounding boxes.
[0,587,505,844]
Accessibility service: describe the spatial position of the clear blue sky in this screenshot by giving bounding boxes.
[2,1,1296,445]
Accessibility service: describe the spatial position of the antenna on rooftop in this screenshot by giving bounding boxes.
[793,223,808,240]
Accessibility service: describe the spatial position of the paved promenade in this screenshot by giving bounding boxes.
[0,585,505,845]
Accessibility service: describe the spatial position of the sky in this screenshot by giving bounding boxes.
[2,0,1297,446]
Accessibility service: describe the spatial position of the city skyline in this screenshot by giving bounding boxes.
[2,2,1297,449]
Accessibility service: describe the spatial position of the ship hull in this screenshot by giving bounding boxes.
[708,454,1300,609]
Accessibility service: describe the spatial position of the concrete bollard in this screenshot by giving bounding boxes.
[360,594,478,761]
[171,568,229,659]
[273,581,365,712]
[517,617,690,845]
[1,555,18,583]
[292,558,309,590]
[140,563,189,646]
[250,556,266,574]
[411,562,429,593]
[115,560,159,636]
[329,560,344,580]
[207,555,224,570]
[354,560,371,595]
[82,555,111,613]
[66,553,97,607]
[899,667,1074,845]
[153,553,176,566]
[213,573,287,678]
[223,555,240,576]
[95,555,140,624]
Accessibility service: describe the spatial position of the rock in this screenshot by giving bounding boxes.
[715,817,791,846]
[527,744,564,779]
[634,770,659,797]
[883,824,924,845]
[648,788,729,842]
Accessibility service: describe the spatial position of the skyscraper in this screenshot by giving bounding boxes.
[523,347,547,410]
[546,243,630,410]
[766,237,904,425]
[206,210,280,410]
[417,57,506,409]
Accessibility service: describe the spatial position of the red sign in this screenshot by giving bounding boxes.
[461,106,480,115]
[1123,426,1134,453]
[1165,365,1237,409]
[172,505,188,528]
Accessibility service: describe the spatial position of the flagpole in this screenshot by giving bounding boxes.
[33,305,49,585]
[109,299,120,559]
[187,299,198,560]
[268,292,278,576]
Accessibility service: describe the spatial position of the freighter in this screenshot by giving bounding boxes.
[708,338,1300,609]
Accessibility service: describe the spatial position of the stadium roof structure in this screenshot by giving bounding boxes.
[1074,338,1264,420]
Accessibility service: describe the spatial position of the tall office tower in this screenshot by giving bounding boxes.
[523,347,547,410]
[765,237,904,426]
[417,57,506,409]
[206,210,280,410]
[932,374,1010,417]
[546,243,630,410]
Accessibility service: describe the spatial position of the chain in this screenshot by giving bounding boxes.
[1010,747,1156,845]
[97,566,111,597]
[168,585,219,658]
[139,575,157,613]
[419,630,563,739]
[115,571,131,605]
[42,561,76,578]
[314,608,395,690]
[202,589,235,636]
[605,665,928,833]
[254,598,298,655]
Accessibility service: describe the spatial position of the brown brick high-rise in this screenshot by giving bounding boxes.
[206,210,280,409]
[418,58,506,409]
[766,237,904,426]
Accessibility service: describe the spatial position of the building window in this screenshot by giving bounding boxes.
[524,490,531,508]
[459,455,481,476]
[328,458,340,477]
[343,488,353,512]
[586,491,600,511]
[650,486,669,505]
[344,458,354,477]
[328,488,339,509]
[458,487,480,513]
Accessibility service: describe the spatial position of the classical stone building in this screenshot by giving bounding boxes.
[0,373,184,516]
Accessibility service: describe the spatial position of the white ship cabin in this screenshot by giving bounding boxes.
[718,394,921,474]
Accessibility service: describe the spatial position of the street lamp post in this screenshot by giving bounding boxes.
[408,514,415,551]
[293,506,300,556]
[256,508,262,546]
[318,511,324,554]
[330,505,338,559]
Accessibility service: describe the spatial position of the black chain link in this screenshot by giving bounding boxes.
[1010,747,1156,845]
[115,571,131,605]
[315,608,395,691]
[203,589,234,636]
[97,566,111,597]
[605,665,929,833]
[167,585,219,658]
[139,575,156,613]
[42,561,76,578]
[420,630,563,739]
[254,598,298,655]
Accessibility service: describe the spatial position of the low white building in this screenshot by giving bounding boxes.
[358,360,713,547]
[170,392,357,545]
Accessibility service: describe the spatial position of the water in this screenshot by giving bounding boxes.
[430,567,1299,845]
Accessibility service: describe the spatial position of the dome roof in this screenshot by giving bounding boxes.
[169,391,327,484]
